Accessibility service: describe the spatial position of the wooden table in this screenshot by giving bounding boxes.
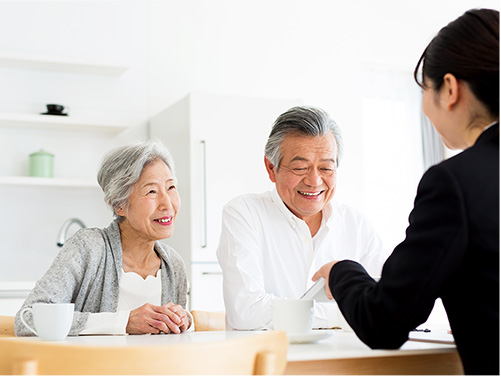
[285,329,462,375]
[4,329,462,375]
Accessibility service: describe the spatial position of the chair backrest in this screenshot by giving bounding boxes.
[191,310,226,331]
[0,316,15,337]
[0,330,288,375]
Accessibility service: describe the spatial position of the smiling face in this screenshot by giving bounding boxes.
[116,158,180,243]
[265,133,338,223]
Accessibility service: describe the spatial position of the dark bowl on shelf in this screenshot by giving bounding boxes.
[46,104,65,114]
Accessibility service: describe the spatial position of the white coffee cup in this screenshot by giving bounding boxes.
[20,303,74,340]
[272,299,313,335]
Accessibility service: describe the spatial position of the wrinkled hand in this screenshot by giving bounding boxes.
[312,261,338,300]
[126,302,190,335]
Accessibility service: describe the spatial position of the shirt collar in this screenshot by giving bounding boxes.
[483,121,498,133]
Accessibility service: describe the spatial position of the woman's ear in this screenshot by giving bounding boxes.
[442,73,460,111]
[115,206,126,217]
[264,156,277,183]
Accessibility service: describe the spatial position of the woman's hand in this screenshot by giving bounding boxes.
[312,261,338,300]
[162,302,190,333]
[126,302,190,335]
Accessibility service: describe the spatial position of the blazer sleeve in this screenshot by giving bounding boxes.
[330,164,468,348]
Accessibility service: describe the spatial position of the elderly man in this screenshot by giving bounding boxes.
[216,106,387,330]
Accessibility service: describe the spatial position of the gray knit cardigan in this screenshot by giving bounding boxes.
[15,220,188,336]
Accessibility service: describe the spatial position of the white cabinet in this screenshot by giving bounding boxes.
[189,263,224,312]
[149,92,300,310]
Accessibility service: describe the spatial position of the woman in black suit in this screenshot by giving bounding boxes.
[314,8,499,375]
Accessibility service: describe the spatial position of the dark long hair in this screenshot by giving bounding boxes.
[414,8,499,117]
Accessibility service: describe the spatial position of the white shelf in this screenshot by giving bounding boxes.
[0,53,128,76]
[0,113,129,134]
[0,176,99,188]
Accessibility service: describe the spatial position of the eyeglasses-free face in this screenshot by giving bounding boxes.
[265,133,338,224]
[116,159,180,243]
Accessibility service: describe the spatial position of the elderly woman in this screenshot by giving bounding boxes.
[15,140,192,335]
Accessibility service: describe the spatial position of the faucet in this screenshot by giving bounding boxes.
[57,218,86,247]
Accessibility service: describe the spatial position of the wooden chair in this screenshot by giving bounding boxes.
[191,310,226,331]
[0,330,288,375]
[0,316,15,337]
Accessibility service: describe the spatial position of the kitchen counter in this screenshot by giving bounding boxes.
[0,281,35,316]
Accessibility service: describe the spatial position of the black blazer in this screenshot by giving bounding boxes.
[330,124,499,375]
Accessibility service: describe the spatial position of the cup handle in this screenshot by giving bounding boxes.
[20,307,38,336]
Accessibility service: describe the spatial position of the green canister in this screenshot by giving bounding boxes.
[29,149,54,178]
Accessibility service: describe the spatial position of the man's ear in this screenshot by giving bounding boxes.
[442,73,460,111]
[264,156,277,183]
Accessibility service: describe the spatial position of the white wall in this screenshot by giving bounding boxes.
[0,1,149,122]
[0,0,498,303]
[0,1,150,283]
[148,0,499,250]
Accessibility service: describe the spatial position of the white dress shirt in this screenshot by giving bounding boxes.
[216,188,387,330]
[81,269,193,334]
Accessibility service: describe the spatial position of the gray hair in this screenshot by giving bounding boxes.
[97,140,176,222]
[264,106,343,168]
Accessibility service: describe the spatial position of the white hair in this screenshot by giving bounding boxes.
[264,106,343,168]
[97,140,176,222]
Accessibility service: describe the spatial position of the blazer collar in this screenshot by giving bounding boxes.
[475,122,499,146]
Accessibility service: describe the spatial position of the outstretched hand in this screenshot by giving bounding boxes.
[126,302,190,334]
[312,261,338,300]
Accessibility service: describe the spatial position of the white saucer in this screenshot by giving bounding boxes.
[288,331,332,344]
